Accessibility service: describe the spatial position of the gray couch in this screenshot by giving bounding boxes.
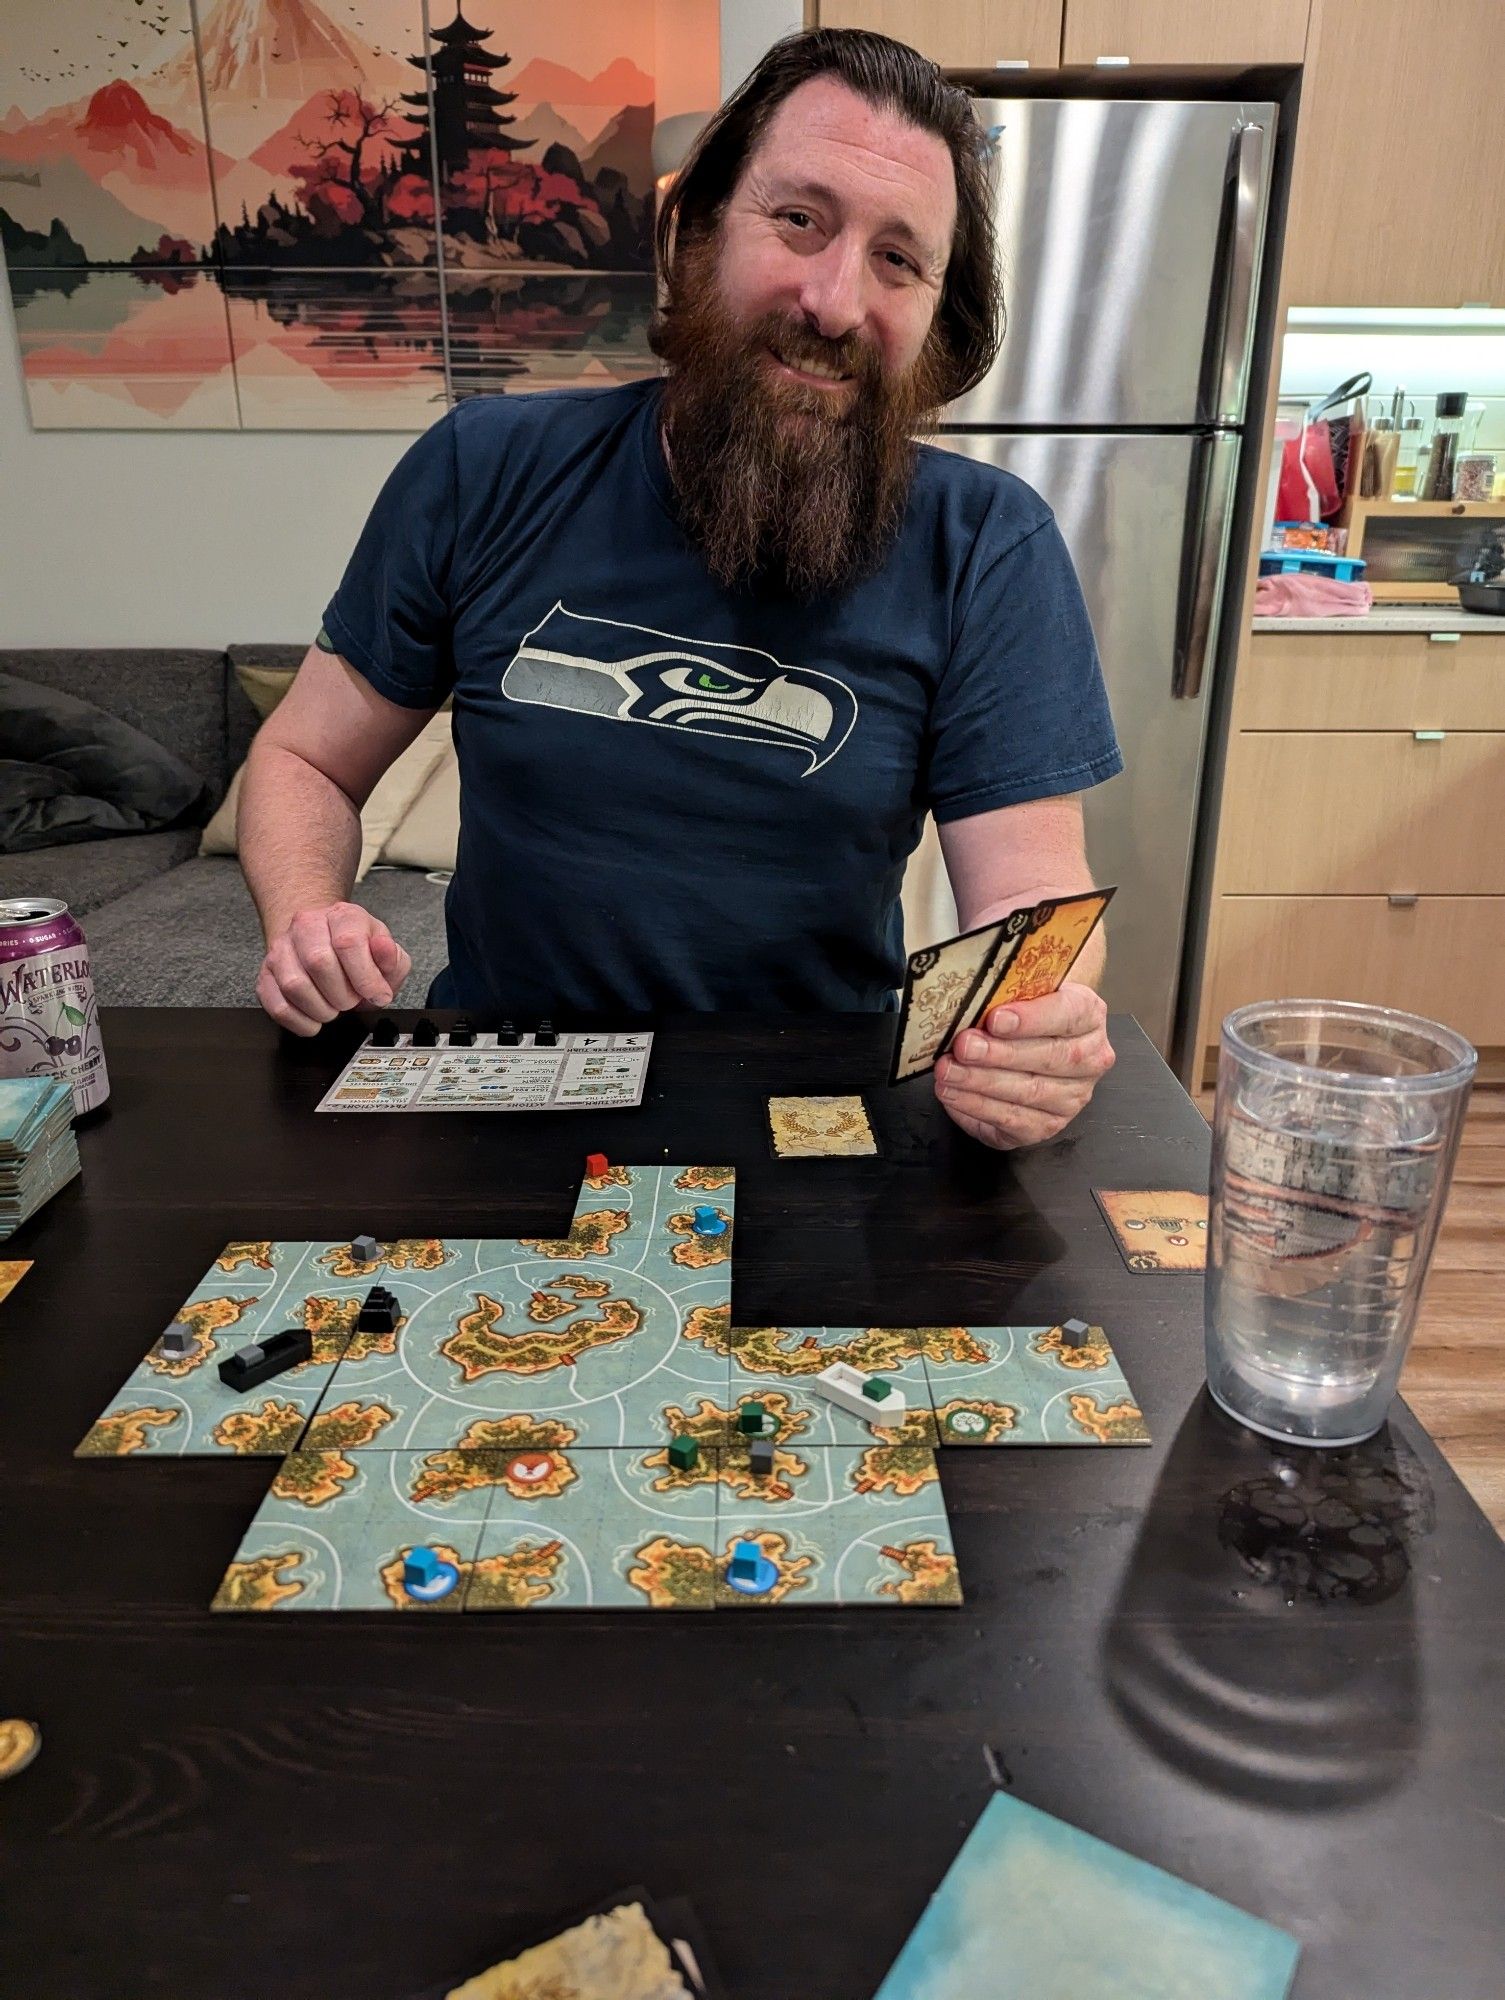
[0,647,448,1007]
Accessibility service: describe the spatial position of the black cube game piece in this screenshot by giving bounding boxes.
[535,1019,558,1047]
[498,1020,520,1046]
[369,1017,398,1048]
[748,1437,775,1476]
[411,1018,438,1048]
[449,1018,475,1046]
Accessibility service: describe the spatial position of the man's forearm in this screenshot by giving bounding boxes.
[239,738,363,941]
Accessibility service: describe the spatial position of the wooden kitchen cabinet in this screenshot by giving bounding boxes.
[815,0,1062,69]
[1060,0,1309,67]
[1283,0,1505,306]
[1193,625,1505,1078]
[1203,896,1505,1053]
[1219,730,1505,895]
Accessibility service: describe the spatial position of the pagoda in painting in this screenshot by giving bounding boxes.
[402,4,531,177]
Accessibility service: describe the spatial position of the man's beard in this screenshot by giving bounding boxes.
[654,236,953,599]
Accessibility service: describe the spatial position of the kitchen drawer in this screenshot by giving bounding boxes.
[1203,895,1505,1049]
[1238,631,1505,731]
[1219,730,1505,893]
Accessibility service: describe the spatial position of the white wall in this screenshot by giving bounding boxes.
[0,286,415,647]
[0,0,803,651]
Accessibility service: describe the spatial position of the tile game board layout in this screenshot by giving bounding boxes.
[77,1164,1148,1613]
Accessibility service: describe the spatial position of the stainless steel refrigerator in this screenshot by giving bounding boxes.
[936,97,1276,1055]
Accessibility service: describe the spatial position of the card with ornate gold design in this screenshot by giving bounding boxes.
[767,1094,878,1157]
[890,919,1015,1082]
[890,888,1114,1084]
[1093,1188,1209,1272]
[971,888,1115,1020]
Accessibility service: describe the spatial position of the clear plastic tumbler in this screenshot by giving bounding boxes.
[1207,999,1476,1447]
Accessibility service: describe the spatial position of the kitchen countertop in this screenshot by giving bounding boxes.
[1252,607,1503,634]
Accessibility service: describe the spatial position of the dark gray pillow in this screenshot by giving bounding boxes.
[0,672,210,854]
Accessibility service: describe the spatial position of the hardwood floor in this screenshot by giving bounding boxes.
[1195,1085,1504,1536]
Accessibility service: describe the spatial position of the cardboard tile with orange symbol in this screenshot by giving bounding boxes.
[889,888,1114,1084]
[1093,1189,1210,1273]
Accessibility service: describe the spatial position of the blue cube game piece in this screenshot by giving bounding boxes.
[692,1205,727,1237]
[403,1545,459,1601]
[725,1540,778,1596]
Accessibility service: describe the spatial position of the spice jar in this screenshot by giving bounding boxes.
[1454,453,1497,503]
[1416,391,1469,500]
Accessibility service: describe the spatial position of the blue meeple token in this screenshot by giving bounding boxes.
[403,1545,459,1601]
[724,1540,778,1596]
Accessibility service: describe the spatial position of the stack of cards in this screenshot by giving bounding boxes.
[0,1076,80,1240]
[891,888,1115,1084]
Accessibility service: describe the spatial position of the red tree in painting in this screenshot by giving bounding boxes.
[288,89,408,232]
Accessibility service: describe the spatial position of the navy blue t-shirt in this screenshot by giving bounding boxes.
[323,378,1120,1015]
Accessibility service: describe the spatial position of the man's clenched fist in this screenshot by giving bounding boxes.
[255,902,412,1036]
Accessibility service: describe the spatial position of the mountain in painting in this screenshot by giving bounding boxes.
[508,56,654,108]
[0,152,180,265]
[159,0,409,100]
[509,103,592,166]
[0,83,226,253]
[582,102,655,194]
[149,0,413,155]
[0,83,229,191]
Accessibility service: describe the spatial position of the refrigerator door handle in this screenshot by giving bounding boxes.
[1173,432,1240,700]
[1202,120,1268,423]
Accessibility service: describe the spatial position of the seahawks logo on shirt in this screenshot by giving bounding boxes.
[501,602,858,776]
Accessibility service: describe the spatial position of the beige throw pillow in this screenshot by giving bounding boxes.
[199,713,452,883]
[379,746,459,872]
[234,663,297,720]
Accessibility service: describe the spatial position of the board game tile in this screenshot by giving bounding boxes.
[303,1231,732,1453]
[921,1325,1150,1447]
[75,1239,372,1460]
[464,1446,720,1612]
[1093,1188,1210,1273]
[728,1326,939,1448]
[211,1449,508,1612]
[712,1443,961,1609]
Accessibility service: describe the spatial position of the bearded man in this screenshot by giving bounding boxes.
[240,27,1122,1150]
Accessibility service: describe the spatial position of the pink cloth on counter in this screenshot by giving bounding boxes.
[1253,574,1374,617]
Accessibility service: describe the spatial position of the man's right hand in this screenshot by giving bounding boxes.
[255,902,413,1036]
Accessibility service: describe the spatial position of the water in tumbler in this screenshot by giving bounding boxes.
[1207,1071,1449,1446]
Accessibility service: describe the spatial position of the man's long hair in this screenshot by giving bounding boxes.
[650,26,1004,401]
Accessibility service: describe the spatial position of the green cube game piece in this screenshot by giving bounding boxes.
[667,1434,698,1472]
[862,1377,893,1402]
[738,1402,766,1435]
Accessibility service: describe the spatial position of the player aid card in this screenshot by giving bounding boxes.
[1093,1189,1209,1272]
[767,1095,878,1157]
[890,888,1114,1085]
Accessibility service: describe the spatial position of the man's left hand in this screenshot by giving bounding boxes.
[934,981,1114,1150]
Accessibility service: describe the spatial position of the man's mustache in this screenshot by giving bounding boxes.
[745,314,884,391]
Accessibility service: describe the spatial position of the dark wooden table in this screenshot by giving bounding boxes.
[2,1010,1502,1999]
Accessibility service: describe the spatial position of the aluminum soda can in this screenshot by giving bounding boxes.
[0,898,110,1113]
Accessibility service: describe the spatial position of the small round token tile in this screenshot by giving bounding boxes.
[0,1719,41,1781]
[944,1408,990,1439]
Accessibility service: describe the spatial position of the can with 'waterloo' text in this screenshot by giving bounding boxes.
[0,898,110,1114]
